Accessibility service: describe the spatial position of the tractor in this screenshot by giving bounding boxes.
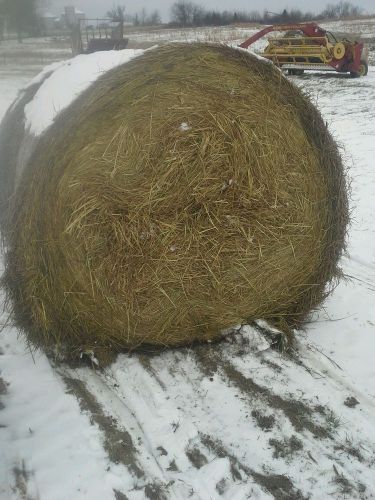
[239,22,368,77]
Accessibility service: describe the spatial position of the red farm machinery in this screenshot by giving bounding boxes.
[240,22,368,77]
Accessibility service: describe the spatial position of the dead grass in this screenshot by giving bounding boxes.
[0,44,348,358]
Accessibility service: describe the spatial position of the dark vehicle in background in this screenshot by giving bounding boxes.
[71,18,129,56]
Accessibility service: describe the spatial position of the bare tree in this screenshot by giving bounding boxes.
[1,0,40,40]
[0,1,4,41]
[140,7,147,25]
[320,2,363,19]
[107,5,126,22]
[130,8,161,26]
[107,5,126,40]
[165,1,362,28]
[171,1,198,27]
[149,10,161,25]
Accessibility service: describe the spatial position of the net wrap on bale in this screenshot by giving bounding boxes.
[0,44,348,358]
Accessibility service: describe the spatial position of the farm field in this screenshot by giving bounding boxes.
[1,19,375,500]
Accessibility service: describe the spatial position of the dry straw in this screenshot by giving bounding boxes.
[1,44,348,359]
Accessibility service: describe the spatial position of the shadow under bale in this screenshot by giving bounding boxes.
[0,44,348,359]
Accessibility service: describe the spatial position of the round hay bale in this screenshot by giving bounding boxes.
[0,44,348,358]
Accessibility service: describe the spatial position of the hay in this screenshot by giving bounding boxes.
[0,44,348,358]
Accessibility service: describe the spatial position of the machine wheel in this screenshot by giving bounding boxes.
[350,60,368,78]
[333,42,346,60]
[358,61,368,76]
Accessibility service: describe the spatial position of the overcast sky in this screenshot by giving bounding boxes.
[49,0,375,21]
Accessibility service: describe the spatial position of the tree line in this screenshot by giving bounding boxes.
[169,1,365,27]
[109,1,366,28]
[0,0,53,40]
[0,0,369,40]
[0,0,40,40]
[107,5,161,27]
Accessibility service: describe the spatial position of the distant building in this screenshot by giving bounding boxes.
[62,6,86,27]
[41,12,59,33]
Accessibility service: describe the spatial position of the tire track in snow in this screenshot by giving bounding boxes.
[57,365,194,499]
[0,374,40,500]
[62,376,144,478]
[143,327,375,499]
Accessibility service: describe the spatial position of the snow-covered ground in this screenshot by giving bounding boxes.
[122,17,375,44]
[1,20,375,500]
[321,17,375,37]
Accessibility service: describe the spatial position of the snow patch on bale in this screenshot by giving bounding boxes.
[0,44,348,359]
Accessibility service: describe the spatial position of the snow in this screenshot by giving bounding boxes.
[42,12,57,19]
[1,20,375,499]
[24,49,144,136]
[179,122,191,131]
[0,323,128,500]
[291,70,375,398]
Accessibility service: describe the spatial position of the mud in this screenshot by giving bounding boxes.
[144,482,169,500]
[114,490,129,500]
[186,446,209,469]
[344,396,360,408]
[194,345,332,440]
[332,465,366,497]
[0,376,8,395]
[12,460,37,500]
[269,435,304,460]
[201,434,307,500]
[251,409,276,431]
[63,376,144,478]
